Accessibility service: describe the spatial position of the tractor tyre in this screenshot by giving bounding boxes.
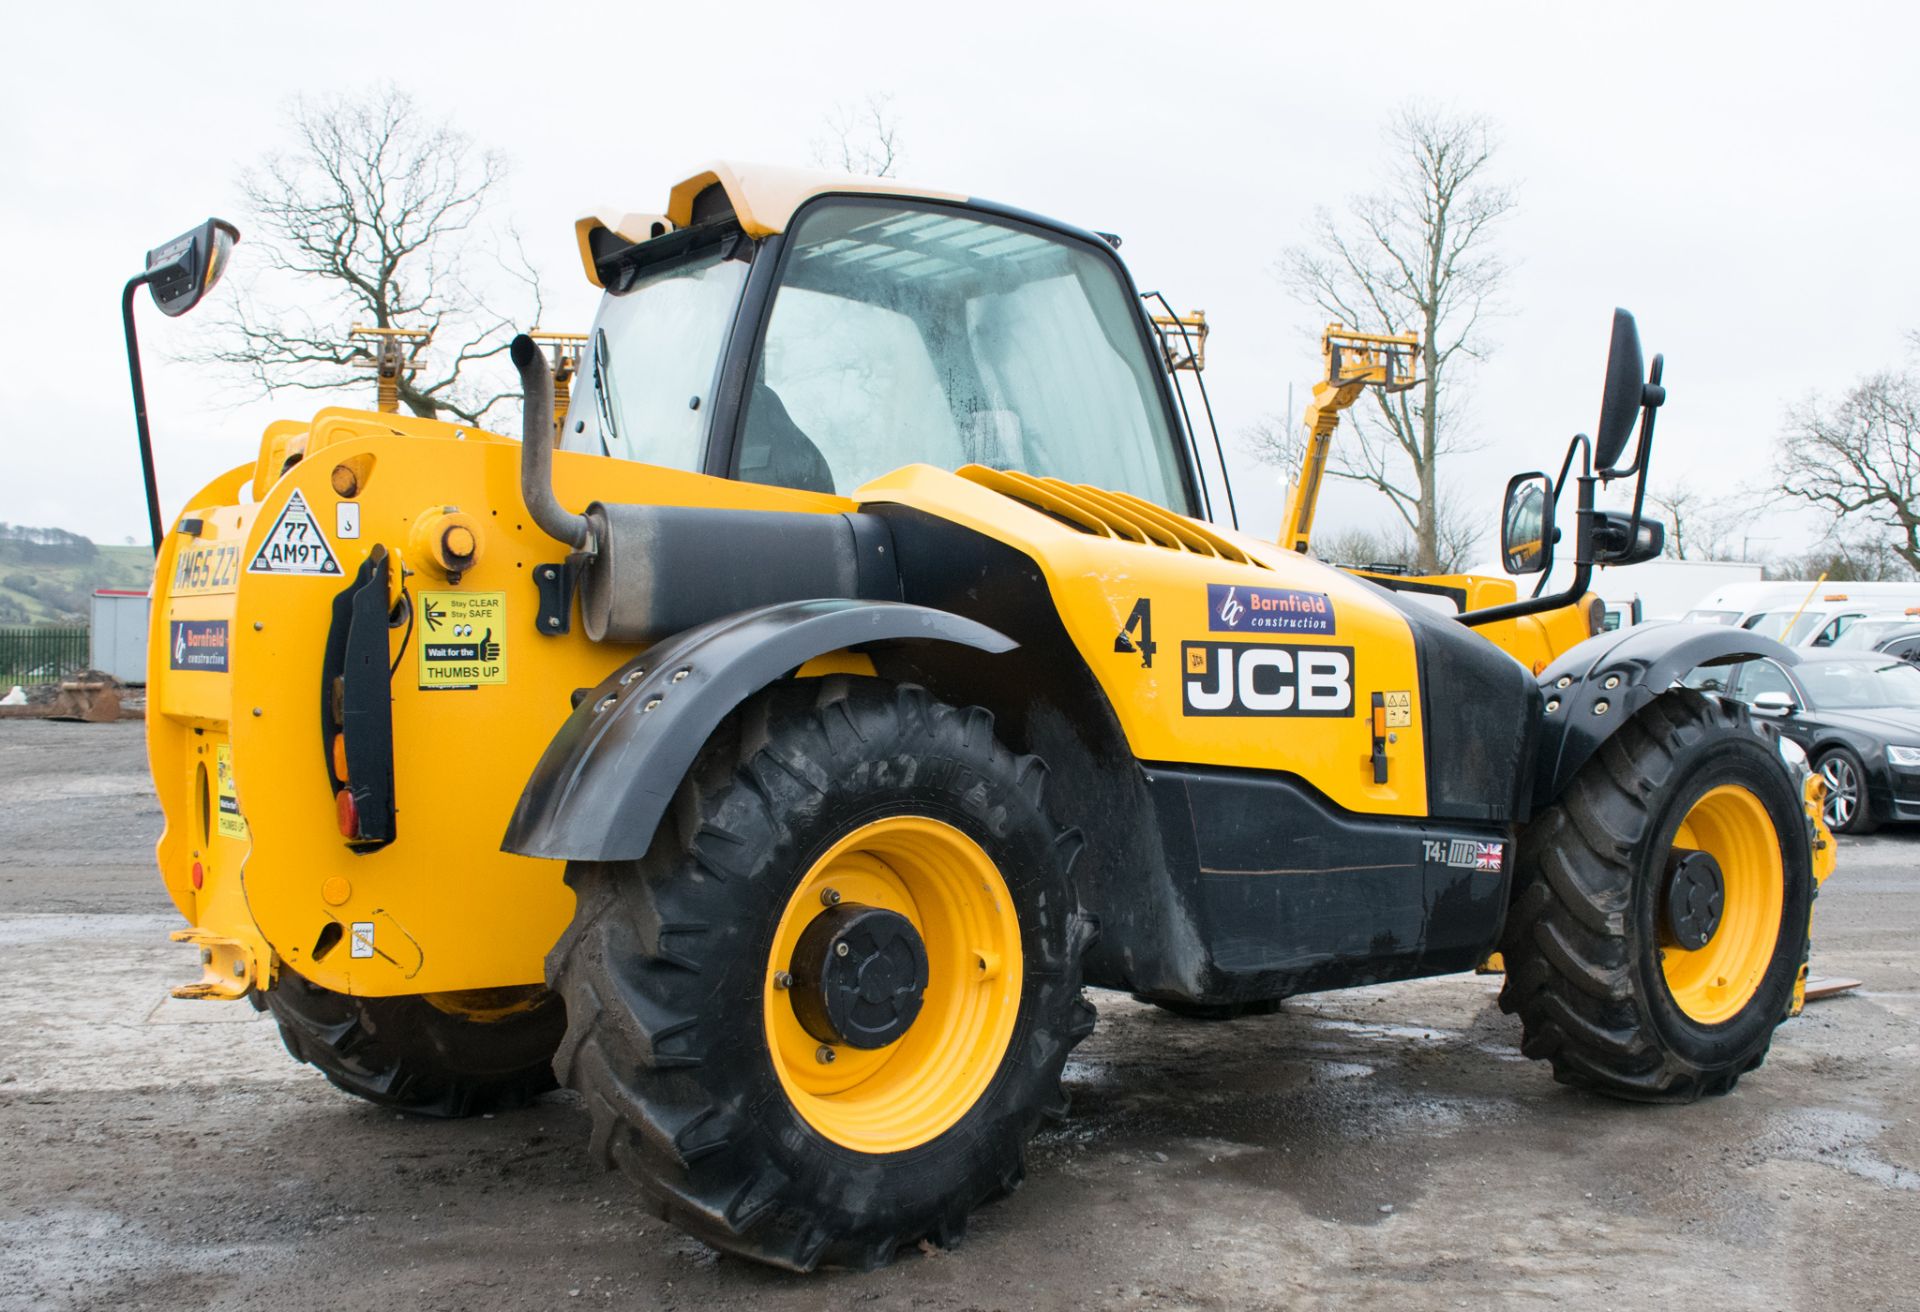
[1499,690,1813,1102]
[262,973,565,1118]
[546,677,1096,1271]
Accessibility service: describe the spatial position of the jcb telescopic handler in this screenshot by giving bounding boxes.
[128,164,1831,1271]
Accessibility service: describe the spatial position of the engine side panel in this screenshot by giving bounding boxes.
[860,465,1432,819]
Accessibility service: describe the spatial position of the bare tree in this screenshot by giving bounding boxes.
[1275,104,1515,573]
[1646,481,1745,560]
[198,87,540,426]
[811,94,904,177]
[1778,370,1920,574]
[1769,535,1916,583]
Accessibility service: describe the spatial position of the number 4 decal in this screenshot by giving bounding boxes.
[1113,597,1156,668]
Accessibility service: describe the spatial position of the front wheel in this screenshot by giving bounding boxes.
[1500,691,1814,1101]
[1815,746,1879,835]
[546,678,1096,1270]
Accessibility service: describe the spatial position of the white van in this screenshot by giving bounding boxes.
[1685,580,1920,645]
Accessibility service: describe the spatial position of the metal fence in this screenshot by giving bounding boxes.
[0,626,88,685]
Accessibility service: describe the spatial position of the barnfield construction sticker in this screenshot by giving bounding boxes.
[247,489,342,576]
[417,591,507,689]
[214,744,247,840]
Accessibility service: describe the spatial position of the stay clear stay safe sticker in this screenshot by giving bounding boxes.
[416,592,507,690]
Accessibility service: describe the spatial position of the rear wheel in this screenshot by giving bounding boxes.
[262,973,564,1117]
[1815,746,1878,835]
[547,677,1095,1270]
[1499,691,1813,1101]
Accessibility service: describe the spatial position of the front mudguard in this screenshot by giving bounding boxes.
[501,598,1014,863]
[1530,622,1798,813]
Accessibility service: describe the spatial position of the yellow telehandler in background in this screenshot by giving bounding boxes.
[1277,322,1598,674]
[122,164,1831,1270]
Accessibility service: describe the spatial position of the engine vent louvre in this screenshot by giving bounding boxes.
[957,465,1266,567]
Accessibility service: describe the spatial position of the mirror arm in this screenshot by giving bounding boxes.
[121,271,163,554]
[1468,438,1595,628]
[1530,435,1586,598]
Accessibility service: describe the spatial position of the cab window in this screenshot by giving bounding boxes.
[737,200,1192,510]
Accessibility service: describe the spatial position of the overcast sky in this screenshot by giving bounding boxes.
[4,1,1913,561]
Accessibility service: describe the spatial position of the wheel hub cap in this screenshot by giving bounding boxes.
[789,903,930,1049]
[1663,848,1726,951]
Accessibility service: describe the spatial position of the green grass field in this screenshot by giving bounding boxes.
[0,533,153,625]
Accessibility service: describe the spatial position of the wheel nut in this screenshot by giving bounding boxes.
[773,971,793,990]
[834,941,850,957]
[815,1045,836,1064]
[820,888,841,907]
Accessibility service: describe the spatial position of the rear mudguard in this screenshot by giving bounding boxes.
[502,598,1014,862]
[1531,622,1796,811]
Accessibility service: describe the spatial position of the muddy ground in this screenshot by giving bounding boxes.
[0,719,1915,1311]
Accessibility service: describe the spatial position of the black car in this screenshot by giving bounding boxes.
[1686,650,1920,834]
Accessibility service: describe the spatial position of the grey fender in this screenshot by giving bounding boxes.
[1531,621,1798,812]
[502,598,1015,862]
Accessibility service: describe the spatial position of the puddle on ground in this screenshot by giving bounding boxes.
[1753,1106,1920,1191]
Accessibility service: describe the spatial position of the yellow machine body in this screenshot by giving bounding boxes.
[150,413,1443,999]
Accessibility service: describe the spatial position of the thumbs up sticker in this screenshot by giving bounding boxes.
[417,592,509,690]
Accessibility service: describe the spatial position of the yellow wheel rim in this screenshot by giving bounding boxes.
[1659,785,1784,1025]
[764,815,1023,1155]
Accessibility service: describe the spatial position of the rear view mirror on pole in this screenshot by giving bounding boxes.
[143,219,240,318]
[123,218,241,550]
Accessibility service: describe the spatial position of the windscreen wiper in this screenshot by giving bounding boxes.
[591,326,620,449]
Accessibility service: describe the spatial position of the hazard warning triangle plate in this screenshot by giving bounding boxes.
[247,488,343,576]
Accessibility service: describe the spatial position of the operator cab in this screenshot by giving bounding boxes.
[566,163,1202,516]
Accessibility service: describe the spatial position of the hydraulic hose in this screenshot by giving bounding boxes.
[511,334,593,550]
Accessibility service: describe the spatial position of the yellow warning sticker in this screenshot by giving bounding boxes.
[1383,689,1412,729]
[215,744,248,840]
[417,591,508,689]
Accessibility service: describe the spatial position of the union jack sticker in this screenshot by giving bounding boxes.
[1474,842,1505,872]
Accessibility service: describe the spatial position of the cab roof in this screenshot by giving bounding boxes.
[574,160,967,287]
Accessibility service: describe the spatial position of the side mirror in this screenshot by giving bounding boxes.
[1595,308,1647,472]
[1589,508,1666,566]
[1750,690,1797,717]
[143,218,240,318]
[1500,472,1554,575]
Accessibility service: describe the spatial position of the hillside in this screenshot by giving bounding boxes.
[0,527,153,625]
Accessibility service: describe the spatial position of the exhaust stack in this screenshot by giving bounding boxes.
[511,333,593,551]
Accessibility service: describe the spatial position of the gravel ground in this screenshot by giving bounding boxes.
[0,719,1915,1311]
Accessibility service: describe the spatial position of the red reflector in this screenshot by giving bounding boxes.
[190,861,204,890]
[335,789,359,839]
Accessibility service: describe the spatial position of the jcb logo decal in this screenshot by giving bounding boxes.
[1181,642,1354,717]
